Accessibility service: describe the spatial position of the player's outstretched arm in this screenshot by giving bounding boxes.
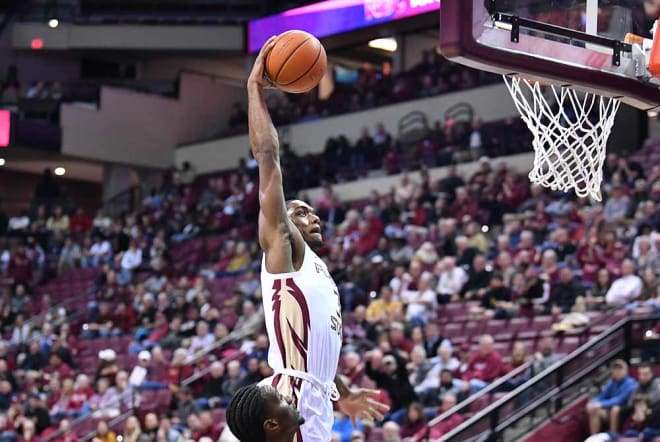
[247,36,297,273]
[335,374,390,427]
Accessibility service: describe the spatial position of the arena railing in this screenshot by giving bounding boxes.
[432,314,660,442]
[418,359,532,441]
[421,307,623,438]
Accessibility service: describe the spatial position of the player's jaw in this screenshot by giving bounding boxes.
[287,200,324,248]
[306,224,323,247]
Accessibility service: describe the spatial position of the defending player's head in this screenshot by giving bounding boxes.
[286,200,323,248]
[226,384,304,442]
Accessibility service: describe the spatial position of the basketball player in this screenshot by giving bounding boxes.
[228,36,389,441]
[226,384,305,442]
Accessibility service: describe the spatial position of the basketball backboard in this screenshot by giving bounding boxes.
[439,0,660,110]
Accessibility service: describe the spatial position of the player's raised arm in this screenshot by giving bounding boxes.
[247,37,296,269]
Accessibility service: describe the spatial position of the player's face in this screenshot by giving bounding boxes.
[263,386,304,437]
[287,200,323,248]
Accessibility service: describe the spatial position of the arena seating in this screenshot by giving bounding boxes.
[0,89,658,441]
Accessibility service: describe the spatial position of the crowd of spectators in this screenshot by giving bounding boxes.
[584,360,659,442]
[0,124,658,440]
[226,51,499,136]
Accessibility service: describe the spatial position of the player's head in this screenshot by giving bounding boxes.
[286,200,323,248]
[226,384,303,442]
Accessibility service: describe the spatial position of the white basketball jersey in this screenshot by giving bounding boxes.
[261,242,343,394]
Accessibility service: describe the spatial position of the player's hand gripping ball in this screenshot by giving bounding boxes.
[265,30,327,94]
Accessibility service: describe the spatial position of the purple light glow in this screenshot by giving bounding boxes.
[248,0,440,53]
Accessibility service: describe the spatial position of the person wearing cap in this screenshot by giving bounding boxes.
[586,359,637,435]
[364,350,417,415]
[610,362,660,433]
[95,349,119,386]
[128,350,153,388]
[605,259,643,306]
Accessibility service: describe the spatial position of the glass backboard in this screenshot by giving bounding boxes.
[439,0,660,110]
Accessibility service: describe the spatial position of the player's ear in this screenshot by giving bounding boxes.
[264,418,280,433]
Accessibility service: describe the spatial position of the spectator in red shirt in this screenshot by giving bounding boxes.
[383,149,401,175]
[8,247,32,287]
[192,411,222,441]
[143,312,169,348]
[165,348,194,387]
[412,393,464,441]
[576,232,606,283]
[355,220,379,256]
[498,173,525,210]
[514,230,539,265]
[112,301,135,334]
[449,187,478,221]
[340,351,364,386]
[389,322,414,356]
[604,242,627,279]
[400,402,427,438]
[407,200,428,227]
[461,334,504,393]
[69,208,92,233]
[44,353,73,382]
[68,375,94,415]
[363,205,384,236]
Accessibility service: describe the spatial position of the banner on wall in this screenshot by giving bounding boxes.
[248,0,440,52]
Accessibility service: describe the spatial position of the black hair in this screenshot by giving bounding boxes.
[638,362,653,371]
[226,384,268,441]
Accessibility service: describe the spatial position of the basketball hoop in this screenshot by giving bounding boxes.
[503,75,621,201]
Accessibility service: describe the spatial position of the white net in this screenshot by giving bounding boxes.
[503,75,621,201]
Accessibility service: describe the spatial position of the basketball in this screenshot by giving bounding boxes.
[265,30,327,94]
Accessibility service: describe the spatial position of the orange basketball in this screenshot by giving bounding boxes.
[265,30,327,94]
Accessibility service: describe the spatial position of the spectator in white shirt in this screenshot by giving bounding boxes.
[417,344,461,394]
[389,265,407,299]
[188,321,214,357]
[469,117,484,158]
[606,259,643,306]
[118,241,142,285]
[10,313,32,346]
[92,209,112,235]
[435,257,468,303]
[401,273,437,324]
[84,235,112,267]
[128,350,152,388]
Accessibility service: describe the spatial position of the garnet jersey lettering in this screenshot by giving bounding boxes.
[261,242,342,386]
[260,243,343,441]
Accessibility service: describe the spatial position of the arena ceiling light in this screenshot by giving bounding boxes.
[368,38,398,52]
[54,167,66,176]
[0,158,5,166]
[48,18,59,29]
